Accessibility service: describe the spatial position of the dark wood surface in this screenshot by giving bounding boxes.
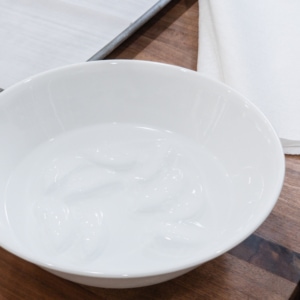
[1,0,300,299]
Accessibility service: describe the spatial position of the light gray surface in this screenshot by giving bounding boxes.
[0,0,172,88]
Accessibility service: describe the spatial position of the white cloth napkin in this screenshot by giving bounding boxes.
[0,0,170,89]
[198,0,300,154]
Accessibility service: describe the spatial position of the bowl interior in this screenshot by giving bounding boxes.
[0,60,284,277]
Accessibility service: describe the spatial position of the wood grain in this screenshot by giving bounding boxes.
[107,0,199,71]
[256,156,300,253]
[0,0,299,299]
[229,234,300,283]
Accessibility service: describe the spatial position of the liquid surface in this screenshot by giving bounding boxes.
[5,123,232,273]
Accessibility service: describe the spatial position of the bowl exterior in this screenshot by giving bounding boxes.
[43,266,197,288]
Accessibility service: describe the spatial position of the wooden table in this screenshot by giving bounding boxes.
[1,1,300,299]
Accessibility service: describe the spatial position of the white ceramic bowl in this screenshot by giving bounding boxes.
[0,60,284,288]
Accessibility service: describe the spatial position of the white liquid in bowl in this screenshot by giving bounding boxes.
[4,123,232,274]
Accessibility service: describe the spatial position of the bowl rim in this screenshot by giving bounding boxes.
[0,59,285,279]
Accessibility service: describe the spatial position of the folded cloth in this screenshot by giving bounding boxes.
[198,0,300,154]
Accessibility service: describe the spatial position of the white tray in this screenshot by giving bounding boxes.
[0,0,171,88]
